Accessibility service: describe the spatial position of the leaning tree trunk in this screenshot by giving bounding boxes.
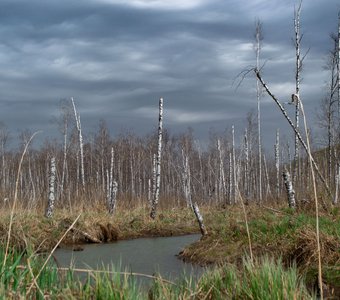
[45,157,56,218]
[192,202,208,236]
[71,97,85,190]
[150,97,163,219]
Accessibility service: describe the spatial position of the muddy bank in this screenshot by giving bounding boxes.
[0,207,201,252]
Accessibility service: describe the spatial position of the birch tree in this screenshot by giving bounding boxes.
[283,168,295,209]
[57,100,73,201]
[0,123,9,191]
[108,181,118,215]
[244,129,250,202]
[337,11,340,116]
[150,97,163,219]
[217,139,226,203]
[317,34,339,185]
[232,125,237,204]
[275,129,280,199]
[292,2,303,185]
[192,202,207,236]
[45,157,56,218]
[71,97,85,190]
[254,19,263,202]
[182,149,192,207]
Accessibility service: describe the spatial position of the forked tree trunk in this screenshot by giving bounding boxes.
[150,98,163,219]
[45,157,56,218]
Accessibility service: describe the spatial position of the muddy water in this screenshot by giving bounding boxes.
[54,234,204,284]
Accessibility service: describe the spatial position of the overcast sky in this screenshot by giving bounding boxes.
[0,0,339,150]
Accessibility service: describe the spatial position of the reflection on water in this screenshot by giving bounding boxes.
[54,234,204,284]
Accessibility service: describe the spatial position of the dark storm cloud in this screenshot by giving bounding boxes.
[0,0,339,149]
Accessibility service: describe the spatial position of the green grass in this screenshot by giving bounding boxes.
[148,256,314,299]
[0,247,314,299]
[0,204,339,297]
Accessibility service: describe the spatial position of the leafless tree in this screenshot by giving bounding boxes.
[150,98,163,219]
[254,19,263,202]
[71,97,85,190]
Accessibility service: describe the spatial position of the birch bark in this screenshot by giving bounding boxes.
[45,157,56,218]
[150,98,163,219]
[71,97,85,189]
[283,169,296,209]
[293,3,302,185]
[275,129,280,199]
[254,20,263,203]
[192,202,207,236]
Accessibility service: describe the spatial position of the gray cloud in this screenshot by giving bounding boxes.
[0,0,339,149]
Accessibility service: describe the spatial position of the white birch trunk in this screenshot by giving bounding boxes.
[232,125,237,203]
[255,20,263,203]
[333,163,340,205]
[182,150,192,207]
[108,181,118,215]
[275,129,280,199]
[151,153,156,201]
[195,141,204,199]
[293,3,302,185]
[150,97,163,219]
[71,97,85,189]
[106,169,110,202]
[263,154,271,199]
[109,147,114,198]
[337,12,340,116]
[192,202,207,236]
[148,178,152,205]
[228,152,232,205]
[244,129,249,201]
[60,118,68,200]
[45,157,56,218]
[217,139,226,203]
[283,169,296,209]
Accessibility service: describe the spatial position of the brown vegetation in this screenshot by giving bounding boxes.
[0,204,200,252]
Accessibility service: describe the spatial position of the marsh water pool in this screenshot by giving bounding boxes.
[54,234,204,284]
